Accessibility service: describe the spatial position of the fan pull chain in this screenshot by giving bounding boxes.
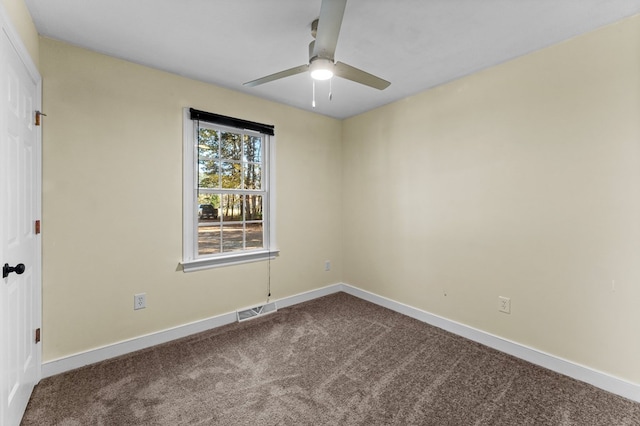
[329,78,333,101]
[312,80,316,108]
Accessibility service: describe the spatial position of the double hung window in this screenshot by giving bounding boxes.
[182,108,277,271]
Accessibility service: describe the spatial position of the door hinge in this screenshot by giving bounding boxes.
[35,328,41,343]
[35,220,41,234]
[35,111,47,126]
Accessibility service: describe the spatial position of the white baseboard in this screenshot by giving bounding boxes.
[41,283,343,379]
[42,281,639,403]
[42,311,238,378]
[340,283,640,403]
[275,283,342,309]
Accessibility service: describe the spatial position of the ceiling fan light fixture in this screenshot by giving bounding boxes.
[310,58,334,80]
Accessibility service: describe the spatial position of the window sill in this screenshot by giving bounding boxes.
[181,249,279,273]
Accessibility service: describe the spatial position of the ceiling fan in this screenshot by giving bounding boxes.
[243,0,390,91]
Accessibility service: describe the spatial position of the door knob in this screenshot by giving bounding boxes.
[3,263,25,279]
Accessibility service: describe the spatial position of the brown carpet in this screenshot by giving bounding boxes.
[21,292,640,425]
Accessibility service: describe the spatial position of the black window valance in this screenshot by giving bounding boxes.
[190,108,275,136]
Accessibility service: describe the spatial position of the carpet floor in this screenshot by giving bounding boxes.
[21,292,640,425]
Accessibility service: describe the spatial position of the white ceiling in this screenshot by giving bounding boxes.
[25,0,640,119]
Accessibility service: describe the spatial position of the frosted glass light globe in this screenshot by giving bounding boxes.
[310,58,334,80]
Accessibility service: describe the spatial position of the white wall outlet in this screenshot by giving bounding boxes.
[325,260,331,271]
[134,293,146,310]
[498,296,511,314]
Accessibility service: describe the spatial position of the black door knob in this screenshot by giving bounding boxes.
[3,263,25,279]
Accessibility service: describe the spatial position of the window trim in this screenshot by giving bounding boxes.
[181,108,278,272]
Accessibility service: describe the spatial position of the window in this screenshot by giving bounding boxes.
[182,108,277,272]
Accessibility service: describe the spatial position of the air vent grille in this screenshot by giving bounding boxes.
[236,302,277,322]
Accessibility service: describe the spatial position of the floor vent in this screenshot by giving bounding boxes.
[236,302,277,322]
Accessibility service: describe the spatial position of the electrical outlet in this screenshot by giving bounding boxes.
[325,260,331,271]
[134,293,146,310]
[498,296,510,314]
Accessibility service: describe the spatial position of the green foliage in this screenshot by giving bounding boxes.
[198,194,220,208]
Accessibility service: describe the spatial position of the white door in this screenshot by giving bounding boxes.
[0,20,42,426]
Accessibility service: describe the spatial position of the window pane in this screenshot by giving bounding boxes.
[243,164,262,190]
[244,195,263,221]
[221,132,242,161]
[198,224,221,255]
[246,223,263,250]
[197,193,220,221]
[221,162,241,189]
[243,135,262,163]
[199,160,219,188]
[221,194,243,221]
[199,128,219,158]
[222,223,244,253]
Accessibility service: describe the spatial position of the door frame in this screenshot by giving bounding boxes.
[0,3,42,424]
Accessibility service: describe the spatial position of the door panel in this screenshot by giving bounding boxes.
[1,23,41,426]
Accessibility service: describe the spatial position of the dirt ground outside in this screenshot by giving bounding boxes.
[198,222,263,255]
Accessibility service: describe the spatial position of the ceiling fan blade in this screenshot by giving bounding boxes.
[334,61,391,90]
[311,0,347,60]
[243,64,309,87]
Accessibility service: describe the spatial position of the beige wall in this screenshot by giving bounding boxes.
[1,0,38,67]
[40,37,343,361]
[343,15,640,384]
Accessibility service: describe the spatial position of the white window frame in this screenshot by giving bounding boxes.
[181,108,278,272]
